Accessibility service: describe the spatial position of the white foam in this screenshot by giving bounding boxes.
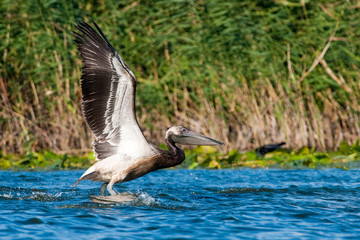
[135,192,155,205]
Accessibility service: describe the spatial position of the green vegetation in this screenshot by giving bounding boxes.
[184,141,360,170]
[1,141,359,170]
[1,1,359,159]
[0,150,96,170]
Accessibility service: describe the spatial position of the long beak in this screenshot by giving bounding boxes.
[173,131,224,146]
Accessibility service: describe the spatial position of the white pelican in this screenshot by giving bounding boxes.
[73,22,223,196]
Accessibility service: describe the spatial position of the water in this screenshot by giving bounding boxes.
[1,169,360,239]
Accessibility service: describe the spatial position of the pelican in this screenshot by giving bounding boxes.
[72,22,223,196]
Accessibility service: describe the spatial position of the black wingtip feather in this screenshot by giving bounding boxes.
[91,21,116,53]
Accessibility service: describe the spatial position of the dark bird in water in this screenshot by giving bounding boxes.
[72,22,223,196]
[255,142,286,157]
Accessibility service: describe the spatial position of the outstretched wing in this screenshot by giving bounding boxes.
[73,22,154,160]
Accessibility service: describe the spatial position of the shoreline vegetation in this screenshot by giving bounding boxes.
[1,140,359,170]
[1,1,359,166]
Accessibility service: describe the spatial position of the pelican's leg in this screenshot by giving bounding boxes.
[100,183,108,196]
[107,179,117,196]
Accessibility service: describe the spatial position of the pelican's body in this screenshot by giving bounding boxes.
[73,22,223,196]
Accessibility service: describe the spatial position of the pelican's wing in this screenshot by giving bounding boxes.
[74,22,154,160]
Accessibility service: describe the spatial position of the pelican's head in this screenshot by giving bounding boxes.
[165,126,224,146]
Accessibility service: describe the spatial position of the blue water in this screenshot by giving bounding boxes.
[1,169,360,239]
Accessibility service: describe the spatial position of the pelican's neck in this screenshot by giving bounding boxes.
[157,136,185,168]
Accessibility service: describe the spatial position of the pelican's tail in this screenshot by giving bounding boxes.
[72,171,99,188]
[72,179,81,188]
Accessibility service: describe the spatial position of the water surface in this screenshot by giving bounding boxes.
[1,169,359,239]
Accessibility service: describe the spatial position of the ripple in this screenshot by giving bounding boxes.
[217,187,290,194]
[17,217,44,225]
[1,169,360,239]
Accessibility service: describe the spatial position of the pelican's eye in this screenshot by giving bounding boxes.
[180,127,187,134]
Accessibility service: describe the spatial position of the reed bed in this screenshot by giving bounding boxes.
[0,0,359,155]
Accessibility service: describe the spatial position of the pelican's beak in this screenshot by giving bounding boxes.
[172,130,224,146]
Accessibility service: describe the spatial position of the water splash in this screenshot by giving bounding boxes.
[133,192,155,205]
